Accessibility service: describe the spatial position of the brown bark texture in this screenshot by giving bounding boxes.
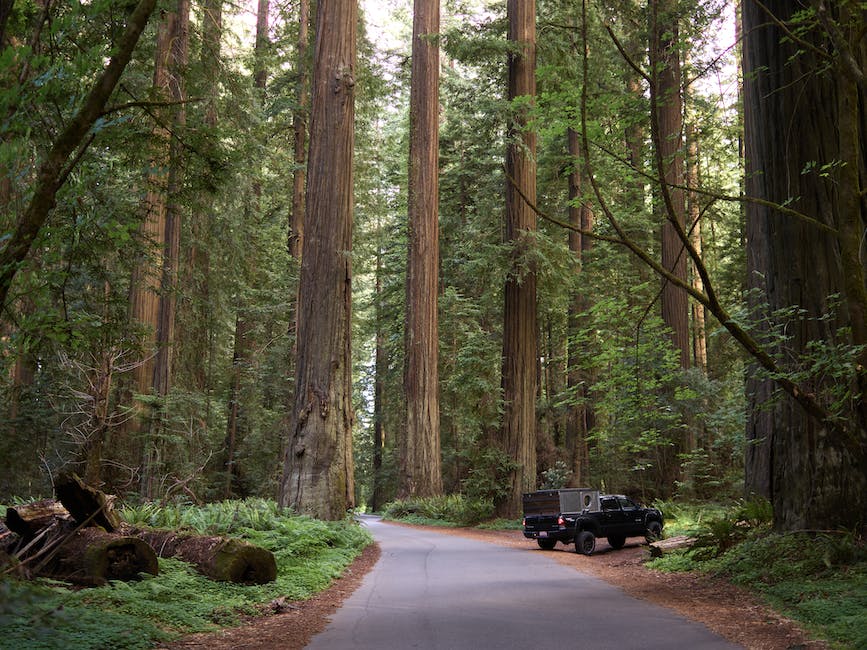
[743,0,867,531]
[565,128,593,487]
[649,0,690,371]
[499,0,538,517]
[125,526,277,584]
[54,472,121,532]
[686,122,707,375]
[290,0,309,260]
[0,0,158,314]
[402,0,442,498]
[44,527,159,586]
[4,500,71,540]
[279,0,357,520]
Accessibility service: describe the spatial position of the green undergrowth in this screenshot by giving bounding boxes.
[648,500,866,649]
[0,499,371,650]
[382,494,495,527]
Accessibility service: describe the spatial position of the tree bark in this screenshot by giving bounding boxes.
[125,527,276,584]
[743,0,867,531]
[279,0,357,520]
[565,127,593,487]
[44,527,159,586]
[289,0,308,260]
[0,0,158,314]
[499,0,538,518]
[686,121,707,375]
[649,0,690,371]
[402,0,442,498]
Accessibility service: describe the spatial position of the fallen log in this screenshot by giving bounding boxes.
[54,472,121,532]
[5,499,72,540]
[648,534,696,558]
[43,527,159,586]
[125,526,277,584]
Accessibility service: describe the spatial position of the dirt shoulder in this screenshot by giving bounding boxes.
[161,522,826,650]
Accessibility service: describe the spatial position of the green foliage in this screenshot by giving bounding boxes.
[1,500,371,649]
[539,460,573,490]
[649,502,866,648]
[382,494,494,527]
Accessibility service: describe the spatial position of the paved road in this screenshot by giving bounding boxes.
[306,515,741,649]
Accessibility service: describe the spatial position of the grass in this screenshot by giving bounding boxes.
[382,494,494,527]
[648,500,866,649]
[0,499,372,650]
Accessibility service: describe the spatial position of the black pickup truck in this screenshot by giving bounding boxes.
[522,489,663,555]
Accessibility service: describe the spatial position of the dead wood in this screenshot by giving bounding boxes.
[125,526,277,584]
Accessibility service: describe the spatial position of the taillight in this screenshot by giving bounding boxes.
[558,516,565,526]
[522,517,526,527]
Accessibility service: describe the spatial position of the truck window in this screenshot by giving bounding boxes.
[617,497,637,509]
[601,498,619,511]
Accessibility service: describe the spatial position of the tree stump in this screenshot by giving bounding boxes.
[45,527,159,586]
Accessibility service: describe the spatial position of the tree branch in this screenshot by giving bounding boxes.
[0,0,159,315]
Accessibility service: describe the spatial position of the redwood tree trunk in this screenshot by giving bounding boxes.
[650,0,689,371]
[743,0,867,531]
[279,0,357,520]
[499,0,537,517]
[566,127,593,487]
[402,0,442,498]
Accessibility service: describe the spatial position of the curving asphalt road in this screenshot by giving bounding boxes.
[305,515,741,649]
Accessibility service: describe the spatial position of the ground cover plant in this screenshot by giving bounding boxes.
[382,494,495,527]
[648,500,866,649]
[0,499,371,649]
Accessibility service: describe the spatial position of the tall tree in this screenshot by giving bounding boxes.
[279,0,357,520]
[289,0,309,260]
[402,0,442,497]
[649,0,689,370]
[565,127,593,486]
[500,0,538,517]
[742,0,867,531]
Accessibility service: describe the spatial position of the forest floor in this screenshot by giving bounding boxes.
[160,523,828,650]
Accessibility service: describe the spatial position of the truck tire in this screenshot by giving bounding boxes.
[537,538,557,550]
[607,535,626,550]
[574,530,596,556]
[645,520,662,543]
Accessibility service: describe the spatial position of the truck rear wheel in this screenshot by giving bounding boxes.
[537,538,557,550]
[607,535,626,550]
[574,530,596,556]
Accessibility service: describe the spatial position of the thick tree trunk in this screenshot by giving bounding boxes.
[279,0,357,520]
[499,0,537,518]
[743,0,867,531]
[649,0,689,371]
[125,527,276,584]
[402,0,442,498]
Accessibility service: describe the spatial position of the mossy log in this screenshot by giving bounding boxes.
[4,499,72,540]
[126,527,277,584]
[648,535,696,558]
[45,527,159,586]
[54,472,121,531]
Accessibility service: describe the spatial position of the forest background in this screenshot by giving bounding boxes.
[0,0,864,535]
